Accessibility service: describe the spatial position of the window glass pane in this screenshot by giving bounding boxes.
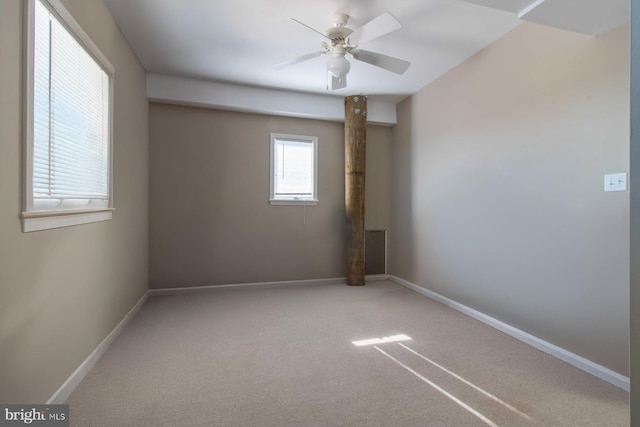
[32,0,110,207]
[274,139,314,198]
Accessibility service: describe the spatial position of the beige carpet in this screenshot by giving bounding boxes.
[66,280,628,426]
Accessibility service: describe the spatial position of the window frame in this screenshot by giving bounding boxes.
[269,133,318,206]
[22,0,115,232]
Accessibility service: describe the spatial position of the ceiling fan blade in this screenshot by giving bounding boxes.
[291,18,331,42]
[273,51,324,69]
[351,49,410,75]
[327,73,347,90]
[347,12,401,46]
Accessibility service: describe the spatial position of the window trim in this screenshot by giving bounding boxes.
[269,133,318,206]
[22,0,115,232]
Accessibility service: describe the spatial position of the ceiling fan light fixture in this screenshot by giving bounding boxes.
[327,53,351,78]
[277,12,410,89]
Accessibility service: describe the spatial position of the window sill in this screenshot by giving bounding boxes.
[21,208,114,232]
[269,199,318,206]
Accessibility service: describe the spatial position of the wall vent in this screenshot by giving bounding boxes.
[365,230,387,275]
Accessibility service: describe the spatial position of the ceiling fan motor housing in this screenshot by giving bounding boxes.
[326,26,353,46]
[326,13,354,48]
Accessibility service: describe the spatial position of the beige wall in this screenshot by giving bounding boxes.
[0,0,149,403]
[391,22,630,374]
[149,103,391,288]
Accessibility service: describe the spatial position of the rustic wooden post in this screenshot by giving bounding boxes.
[345,95,367,286]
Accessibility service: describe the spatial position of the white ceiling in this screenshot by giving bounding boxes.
[461,0,629,36]
[104,0,522,103]
[103,0,628,121]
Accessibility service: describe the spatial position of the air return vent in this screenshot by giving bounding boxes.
[365,230,387,275]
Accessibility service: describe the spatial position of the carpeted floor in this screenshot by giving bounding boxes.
[66,280,629,426]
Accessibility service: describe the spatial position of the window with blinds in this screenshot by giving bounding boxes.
[269,134,318,205]
[23,0,114,231]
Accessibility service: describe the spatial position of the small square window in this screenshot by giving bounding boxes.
[269,133,318,205]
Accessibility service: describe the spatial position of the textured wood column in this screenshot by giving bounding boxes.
[344,95,367,286]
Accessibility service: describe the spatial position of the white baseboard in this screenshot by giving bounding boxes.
[365,274,390,282]
[388,275,630,391]
[148,275,389,296]
[148,277,346,296]
[47,291,149,403]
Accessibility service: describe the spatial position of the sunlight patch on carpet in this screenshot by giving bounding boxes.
[351,334,412,347]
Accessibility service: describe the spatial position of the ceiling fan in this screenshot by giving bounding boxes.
[273,12,411,90]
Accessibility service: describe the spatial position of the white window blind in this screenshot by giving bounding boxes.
[32,0,110,210]
[270,134,318,204]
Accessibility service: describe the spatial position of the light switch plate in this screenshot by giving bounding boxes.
[604,173,627,192]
